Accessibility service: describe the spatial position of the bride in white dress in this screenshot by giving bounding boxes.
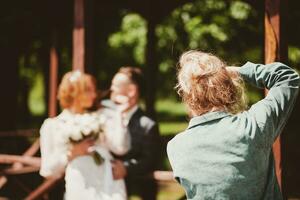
[39,71,130,200]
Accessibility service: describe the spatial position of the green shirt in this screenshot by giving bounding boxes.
[167,62,300,200]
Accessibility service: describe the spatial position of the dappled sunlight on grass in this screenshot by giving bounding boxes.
[129,182,185,200]
[156,99,188,136]
[157,182,185,200]
[159,122,188,136]
[156,99,187,118]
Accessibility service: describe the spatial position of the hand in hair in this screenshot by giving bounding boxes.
[226,66,240,72]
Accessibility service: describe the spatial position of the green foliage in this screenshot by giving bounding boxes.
[157,0,256,53]
[95,0,264,100]
[156,25,177,48]
[289,46,300,66]
[230,1,251,20]
[108,14,147,65]
[28,73,46,115]
[155,0,262,98]
[18,42,46,117]
[19,56,36,81]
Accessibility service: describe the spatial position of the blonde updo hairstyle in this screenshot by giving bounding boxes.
[176,50,247,116]
[58,70,97,109]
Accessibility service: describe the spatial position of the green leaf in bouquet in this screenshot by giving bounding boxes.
[92,151,104,165]
[93,131,100,140]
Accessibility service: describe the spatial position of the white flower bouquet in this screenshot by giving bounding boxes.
[63,112,106,165]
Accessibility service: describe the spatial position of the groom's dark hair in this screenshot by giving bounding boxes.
[118,66,145,97]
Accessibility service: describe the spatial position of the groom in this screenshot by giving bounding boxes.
[109,66,161,200]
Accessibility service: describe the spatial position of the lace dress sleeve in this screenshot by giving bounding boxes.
[39,118,68,178]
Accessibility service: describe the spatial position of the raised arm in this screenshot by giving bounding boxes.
[102,110,131,155]
[237,62,300,143]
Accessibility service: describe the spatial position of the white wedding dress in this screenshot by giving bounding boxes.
[39,109,130,200]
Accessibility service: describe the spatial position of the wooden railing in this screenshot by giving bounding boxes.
[23,171,175,200]
[0,129,176,200]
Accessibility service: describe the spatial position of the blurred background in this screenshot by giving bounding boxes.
[0,0,300,199]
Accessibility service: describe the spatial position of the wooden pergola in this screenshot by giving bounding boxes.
[0,0,298,199]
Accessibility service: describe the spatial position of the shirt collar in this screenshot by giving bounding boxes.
[187,111,231,130]
[124,105,139,121]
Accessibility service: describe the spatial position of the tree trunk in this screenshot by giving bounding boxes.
[145,19,158,119]
[0,48,18,131]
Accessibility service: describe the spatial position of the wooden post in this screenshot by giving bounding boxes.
[85,0,95,74]
[73,0,85,72]
[48,36,58,118]
[264,0,287,192]
[265,0,287,63]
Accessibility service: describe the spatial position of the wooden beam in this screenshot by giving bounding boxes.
[22,140,40,157]
[1,166,39,175]
[0,130,39,189]
[0,154,40,167]
[264,0,287,192]
[72,0,85,72]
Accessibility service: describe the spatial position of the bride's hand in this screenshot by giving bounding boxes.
[67,138,95,161]
[113,95,131,113]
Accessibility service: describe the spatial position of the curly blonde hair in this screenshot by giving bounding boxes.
[58,70,96,109]
[176,50,247,116]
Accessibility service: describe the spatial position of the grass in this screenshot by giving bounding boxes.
[155,99,187,117]
[159,122,188,136]
[156,99,189,136]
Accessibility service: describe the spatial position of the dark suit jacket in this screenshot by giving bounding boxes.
[115,108,161,179]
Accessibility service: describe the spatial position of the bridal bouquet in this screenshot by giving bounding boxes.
[63,112,106,165]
